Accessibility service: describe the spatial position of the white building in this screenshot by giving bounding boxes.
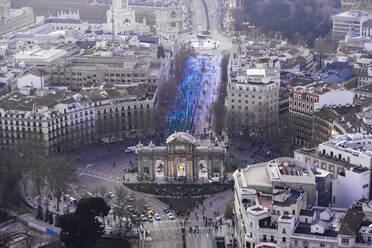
[233,163,372,248]
[16,70,48,89]
[234,158,317,204]
[103,0,151,36]
[0,0,34,36]
[318,133,372,169]
[332,167,370,208]
[294,133,372,207]
[14,44,80,66]
[332,11,372,40]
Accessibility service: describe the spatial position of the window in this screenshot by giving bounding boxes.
[282,237,286,243]
[320,244,325,248]
[342,238,349,245]
[282,228,286,233]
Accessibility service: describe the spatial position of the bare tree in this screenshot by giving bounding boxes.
[113,185,129,234]
[46,156,78,212]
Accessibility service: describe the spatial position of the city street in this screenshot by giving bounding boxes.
[142,220,216,248]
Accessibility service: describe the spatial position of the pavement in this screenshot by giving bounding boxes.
[189,189,234,222]
[141,220,217,248]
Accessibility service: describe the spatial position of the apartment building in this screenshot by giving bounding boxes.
[0,83,158,154]
[85,83,158,139]
[332,11,372,40]
[354,55,372,87]
[341,0,372,11]
[233,160,372,248]
[226,68,280,132]
[294,133,372,205]
[0,0,34,36]
[289,83,354,147]
[47,55,167,91]
[0,89,95,155]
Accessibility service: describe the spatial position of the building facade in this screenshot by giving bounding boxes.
[354,55,372,87]
[341,0,372,11]
[0,83,158,154]
[289,83,354,147]
[136,132,226,182]
[0,90,95,155]
[294,133,372,206]
[47,56,165,91]
[103,0,151,36]
[233,163,372,248]
[226,68,280,133]
[0,0,34,36]
[332,11,372,41]
[90,84,158,139]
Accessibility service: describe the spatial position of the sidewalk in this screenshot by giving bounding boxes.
[17,213,61,236]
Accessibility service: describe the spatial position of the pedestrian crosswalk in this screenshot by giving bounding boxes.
[77,163,125,183]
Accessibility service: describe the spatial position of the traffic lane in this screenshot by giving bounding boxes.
[77,174,167,216]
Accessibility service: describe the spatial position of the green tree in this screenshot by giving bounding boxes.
[57,197,110,248]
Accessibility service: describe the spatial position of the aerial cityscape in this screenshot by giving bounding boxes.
[0,0,372,247]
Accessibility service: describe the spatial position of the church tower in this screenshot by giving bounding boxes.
[0,0,10,20]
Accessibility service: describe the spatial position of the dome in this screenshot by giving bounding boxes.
[166,132,195,145]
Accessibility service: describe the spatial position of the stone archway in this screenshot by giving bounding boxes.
[176,162,186,179]
[154,160,165,180]
[198,160,208,179]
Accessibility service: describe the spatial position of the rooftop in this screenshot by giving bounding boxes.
[0,90,79,112]
[295,147,358,170]
[272,190,303,207]
[300,209,315,217]
[320,133,372,158]
[332,10,372,19]
[339,208,365,236]
[294,223,338,238]
[293,82,343,96]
